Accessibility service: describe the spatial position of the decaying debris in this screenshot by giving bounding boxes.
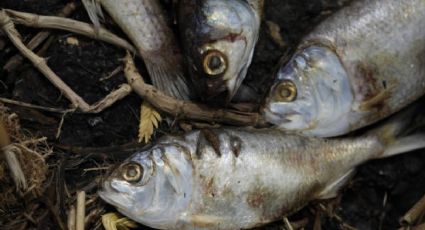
[4,9,136,53]
[123,53,266,126]
[1,8,265,129]
[3,2,78,72]
[400,194,425,228]
[102,212,138,230]
[0,103,51,209]
[266,20,286,47]
[138,101,162,143]
[0,10,133,113]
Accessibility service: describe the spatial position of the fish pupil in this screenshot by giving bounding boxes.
[127,168,137,177]
[209,56,222,70]
[280,88,291,98]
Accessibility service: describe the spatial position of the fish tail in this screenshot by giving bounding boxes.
[82,0,105,31]
[144,59,193,101]
[371,99,425,159]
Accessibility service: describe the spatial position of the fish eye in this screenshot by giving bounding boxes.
[202,50,227,76]
[121,162,143,183]
[274,80,297,102]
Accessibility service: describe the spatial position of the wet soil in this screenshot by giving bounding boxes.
[0,0,424,229]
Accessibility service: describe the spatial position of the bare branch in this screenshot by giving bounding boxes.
[4,2,78,72]
[5,9,136,53]
[123,53,266,127]
[0,11,132,113]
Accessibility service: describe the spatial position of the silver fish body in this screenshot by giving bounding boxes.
[178,0,261,101]
[84,0,193,100]
[99,108,425,229]
[263,0,425,137]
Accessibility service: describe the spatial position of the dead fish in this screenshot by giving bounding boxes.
[178,0,262,101]
[99,104,425,229]
[263,0,425,137]
[83,0,193,100]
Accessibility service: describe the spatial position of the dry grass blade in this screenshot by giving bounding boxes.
[67,205,76,230]
[102,212,138,230]
[266,20,286,47]
[76,191,86,230]
[0,119,27,191]
[139,101,162,143]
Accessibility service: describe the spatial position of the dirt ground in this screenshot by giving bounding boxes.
[0,0,424,229]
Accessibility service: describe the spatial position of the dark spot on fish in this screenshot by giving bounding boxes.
[354,62,379,100]
[202,177,216,198]
[206,32,246,44]
[354,62,392,112]
[230,135,242,157]
[201,129,221,157]
[247,192,265,208]
[195,132,206,159]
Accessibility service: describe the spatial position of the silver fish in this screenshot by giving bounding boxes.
[263,0,425,137]
[99,106,425,229]
[178,0,262,101]
[83,0,193,100]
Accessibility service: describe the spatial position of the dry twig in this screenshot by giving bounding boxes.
[67,205,76,230]
[5,9,136,53]
[0,11,132,113]
[3,2,78,72]
[123,53,266,127]
[283,217,294,230]
[401,194,425,226]
[76,191,86,230]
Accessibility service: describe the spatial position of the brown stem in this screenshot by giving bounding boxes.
[4,2,78,72]
[5,9,136,53]
[0,11,132,113]
[123,53,266,127]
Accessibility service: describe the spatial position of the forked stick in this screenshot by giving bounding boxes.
[0,10,132,113]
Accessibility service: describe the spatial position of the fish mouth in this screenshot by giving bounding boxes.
[263,106,304,128]
[226,65,249,102]
[263,107,287,125]
[98,182,134,209]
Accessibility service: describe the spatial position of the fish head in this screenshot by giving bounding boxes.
[263,45,354,136]
[179,0,260,101]
[99,144,194,229]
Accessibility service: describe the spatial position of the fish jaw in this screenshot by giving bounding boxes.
[264,45,354,137]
